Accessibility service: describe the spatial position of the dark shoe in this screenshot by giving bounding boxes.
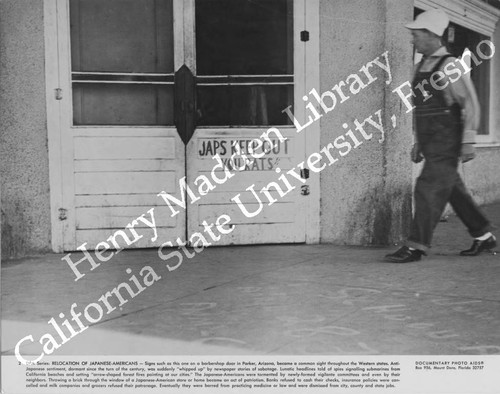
[385,246,424,263]
[460,235,497,256]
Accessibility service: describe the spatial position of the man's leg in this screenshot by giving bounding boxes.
[449,176,492,236]
[449,176,496,255]
[385,158,456,263]
[407,159,457,250]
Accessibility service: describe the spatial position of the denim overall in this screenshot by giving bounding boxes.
[407,55,492,251]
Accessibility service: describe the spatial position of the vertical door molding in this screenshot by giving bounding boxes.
[292,0,308,243]
[173,0,196,72]
[183,0,196,73]
[173,0,186,71]
[44,0,62,252]
[303,0,321,243]
[44,0,73,252]
[285,0,321,244]
[56,0,77,250]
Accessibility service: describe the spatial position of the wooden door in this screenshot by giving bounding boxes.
[46,0,318,251]
[49,0,186,251]
[185,0,309,245]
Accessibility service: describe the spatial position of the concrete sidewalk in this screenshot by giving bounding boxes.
[1,204,499,357]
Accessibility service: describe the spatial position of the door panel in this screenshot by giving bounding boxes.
[75,228,175,249]
[187,129,306,245]
[187,0,306,245]
[73,136,177,160]
[58,0,185,250]
[70,128,184,249]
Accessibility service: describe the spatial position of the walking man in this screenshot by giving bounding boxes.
[385,8,496,263]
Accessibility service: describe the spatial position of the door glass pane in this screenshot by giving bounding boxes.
[73,84,174,126]
[195,0,293,126]
[197,86,293,126]
[70,0,174,125]
[70,0,174,73]
[196,0,293,75]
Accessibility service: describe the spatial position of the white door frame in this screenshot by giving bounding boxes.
[45,0,71,252]
[44,0,321,252]
[304,0,320,243]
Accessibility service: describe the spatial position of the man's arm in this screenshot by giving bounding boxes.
[442,57,481,161]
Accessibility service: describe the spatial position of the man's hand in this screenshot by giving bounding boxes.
[411,143,423,163]
[460,143,475,163]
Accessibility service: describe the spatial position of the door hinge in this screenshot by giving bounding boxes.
[55,88,63,100]
[300,30,310,42]
[58,208,67,221]
[300,168,310,179]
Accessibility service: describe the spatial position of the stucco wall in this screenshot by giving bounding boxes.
[319,0,414,245]
[0,0,51,258]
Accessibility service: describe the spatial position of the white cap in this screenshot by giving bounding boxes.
[405,9,449,36]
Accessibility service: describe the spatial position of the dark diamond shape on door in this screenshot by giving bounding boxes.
[174,64,196,145]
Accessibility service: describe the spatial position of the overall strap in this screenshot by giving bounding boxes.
[415,54,453,75]
[430,54,454,74]
[414,54,456,112]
